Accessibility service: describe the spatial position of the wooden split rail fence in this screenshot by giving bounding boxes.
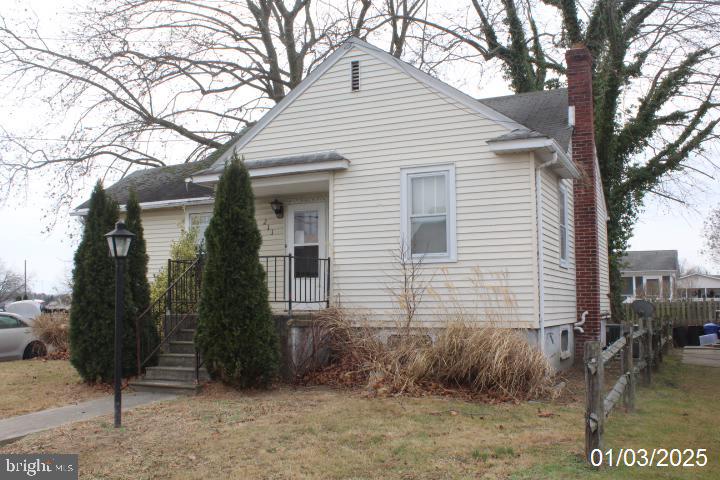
[584,317,673,463]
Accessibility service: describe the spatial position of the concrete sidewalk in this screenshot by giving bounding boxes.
[0,392,176,444]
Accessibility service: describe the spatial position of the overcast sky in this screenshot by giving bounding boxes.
[1,0,718,294]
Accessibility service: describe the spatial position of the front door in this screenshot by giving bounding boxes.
[287,203,327,307]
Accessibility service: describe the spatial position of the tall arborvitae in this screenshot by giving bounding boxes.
[70,182,136,382]
[196,157,279,387]
[125,190,159,364]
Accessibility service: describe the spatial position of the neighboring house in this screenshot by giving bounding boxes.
[73,38,611,370]
[619,250,679,301]
[677,273,720,300]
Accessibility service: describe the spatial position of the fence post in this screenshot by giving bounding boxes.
[644,317,653,384]
[584,341,603,461]
[623,325,635,412]
[287,253,293,318]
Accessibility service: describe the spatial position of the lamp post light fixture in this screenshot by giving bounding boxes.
[105,221,135,428]
[270,199,284,219]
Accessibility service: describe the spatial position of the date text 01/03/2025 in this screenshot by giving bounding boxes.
[590,449,708,467]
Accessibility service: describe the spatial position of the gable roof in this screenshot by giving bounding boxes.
[478,88,572,152]
[620,250,679,272]
[201,37,571,175]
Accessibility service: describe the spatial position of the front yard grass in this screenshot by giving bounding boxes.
[1,352,717,479]
[0,359,105,419]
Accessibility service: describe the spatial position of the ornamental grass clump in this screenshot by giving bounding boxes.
[310,263,553,400]
[32,312,70,352]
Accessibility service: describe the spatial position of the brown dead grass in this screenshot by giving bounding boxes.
[0,359,107,419]
[306,307,553,400]
[1,353,717,480]
[31,312,69,352]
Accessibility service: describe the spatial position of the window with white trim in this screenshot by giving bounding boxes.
[559,183,569,266]
[401,165,456,262]
[189,212,212,247]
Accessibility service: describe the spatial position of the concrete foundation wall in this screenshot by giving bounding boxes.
[274,314,577,378]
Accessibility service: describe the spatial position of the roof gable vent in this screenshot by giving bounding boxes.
[351,60,360,91]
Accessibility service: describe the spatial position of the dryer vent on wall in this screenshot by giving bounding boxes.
[351,60,360,91]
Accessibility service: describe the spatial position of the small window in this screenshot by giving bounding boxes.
[645,278,660,297]
[662,276,671,299]
[400,165,456,262]
[561,329,569,352]
[189,212,212,246]
[558,184,569,266]
[621,277,634,297]
[351,60,360,91]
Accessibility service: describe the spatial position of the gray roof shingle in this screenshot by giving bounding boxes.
[74,137,240,211]
[620,250,679,272]
[75,158,215,211]
[478,88,572,151]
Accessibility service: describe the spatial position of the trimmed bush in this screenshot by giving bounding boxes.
[196,157,279,387]
[125,190,159,360]
[69,182,136,382]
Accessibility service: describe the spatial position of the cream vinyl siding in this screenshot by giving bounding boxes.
[237,48,537,327]
[177,194,327,305]
[539,169,577,327]
[140,208,186,279]
[596,163,611,315]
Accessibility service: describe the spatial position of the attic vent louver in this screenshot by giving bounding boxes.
[351,60,360,91]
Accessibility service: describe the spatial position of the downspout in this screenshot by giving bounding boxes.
[535,153,558,354]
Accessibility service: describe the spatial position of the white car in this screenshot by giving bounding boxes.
[0,312,46,361]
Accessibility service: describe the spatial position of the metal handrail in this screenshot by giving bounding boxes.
[137,254,332,380]
[134,256,203,376]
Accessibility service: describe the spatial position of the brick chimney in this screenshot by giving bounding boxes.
[566,46,602,359]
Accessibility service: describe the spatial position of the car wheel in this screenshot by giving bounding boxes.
[23,341,47,360]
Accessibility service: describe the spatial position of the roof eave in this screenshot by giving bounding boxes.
[487,137,579,179]
[71,196,215,217]
[189,158,350,186]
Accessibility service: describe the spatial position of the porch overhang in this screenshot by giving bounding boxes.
[189,150,350,186]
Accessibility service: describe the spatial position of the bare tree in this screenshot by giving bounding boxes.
[0,261,24,303]
[0,0,428,211]
[703,205,720,266]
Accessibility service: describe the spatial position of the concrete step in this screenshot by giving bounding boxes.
[174,329,196,342]
[129,379,201,395]
[166,313,198,329]
[145,365,209,383]
[168,340,195,354]
[158,353,196,368]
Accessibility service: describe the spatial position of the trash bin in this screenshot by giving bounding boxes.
[703,322,719,336]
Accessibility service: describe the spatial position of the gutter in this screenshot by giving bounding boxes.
[71,196,215,217]
[488,136,580,179]
[535,153,558,354]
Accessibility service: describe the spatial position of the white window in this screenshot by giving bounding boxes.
[559,183,569,266]
[400,165,456,262]
[189,212,212,247]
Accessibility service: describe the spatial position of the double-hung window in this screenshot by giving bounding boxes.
[189,212,212,247]
[559,183,569,267]
[400,165,456,262]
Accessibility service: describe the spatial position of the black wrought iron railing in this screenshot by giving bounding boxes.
[134,256,204,377]
[134,254,331,378]
[260,254,331,313]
